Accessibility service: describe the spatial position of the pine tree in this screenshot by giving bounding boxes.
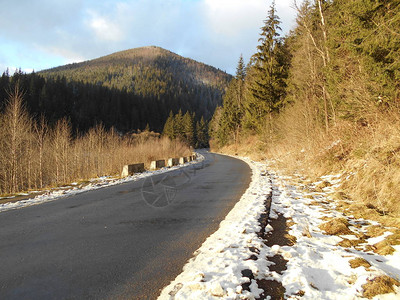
[162,111,175,139]
[174,109,184,141]
[182,111,195,147]
[213,55,247,147]
[245,1,289,132]
[233,54,246,144]
[196,117,209,148]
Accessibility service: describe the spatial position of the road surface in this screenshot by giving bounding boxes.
[0,152,251,299]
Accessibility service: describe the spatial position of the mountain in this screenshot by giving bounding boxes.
[35,46,232,132]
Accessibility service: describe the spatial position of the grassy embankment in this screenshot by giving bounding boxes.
[211,111,400,224]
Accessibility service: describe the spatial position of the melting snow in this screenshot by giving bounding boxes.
[0,156,204,213]
[2,153,399,299]
[158,157,400,299]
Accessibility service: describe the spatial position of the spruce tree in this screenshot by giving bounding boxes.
[245,0,288,132]
[196,117,208,148]
[214,55,247,147]
[162,111,175,139]
[174,109,184,140]
[182,111,195,147]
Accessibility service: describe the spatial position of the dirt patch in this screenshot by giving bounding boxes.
[319,218,353,235]
[265,214,297,248]
[255,212,296,300]
[268,255,288,274]
[256,279,285,300]
[362,275,400,299]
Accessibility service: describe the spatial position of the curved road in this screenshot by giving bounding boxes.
[0,152,251,299]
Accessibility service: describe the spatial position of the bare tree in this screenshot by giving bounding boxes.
[294,0,336,132]
[0,86,32,193]
[51,118,71,185]
[33,116,48,188]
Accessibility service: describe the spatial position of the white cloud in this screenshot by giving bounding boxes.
[202,0,266,37]
[36,45,85,65]
[87,10,125,42]
[0,0,301,74]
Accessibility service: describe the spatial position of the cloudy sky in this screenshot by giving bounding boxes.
[0,0,300,75]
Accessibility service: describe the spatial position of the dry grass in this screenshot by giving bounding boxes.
[349,257,371,269]
[373,240,396,256]
[319,218,353,236]
[0,90,191,196]
[212,110,400,230]
[386,231,400,245]
[337,238,363,248]
[366,225,386,238]
[362,275,400,299]
[0,129,190,197]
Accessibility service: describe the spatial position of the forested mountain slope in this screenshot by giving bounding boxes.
[37,46,231,132]
[0,46,231,133]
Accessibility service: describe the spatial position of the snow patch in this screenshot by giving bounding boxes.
[158,156,400,299]
[0,155,204,213]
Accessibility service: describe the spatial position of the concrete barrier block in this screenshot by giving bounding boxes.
[179,157,187,164]
[121,163,145,177]
[167,158,179,167]
[150,159,166,170]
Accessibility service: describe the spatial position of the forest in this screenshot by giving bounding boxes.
[0,47,229,195]
[210,0,400,216]
[0,46,230,134]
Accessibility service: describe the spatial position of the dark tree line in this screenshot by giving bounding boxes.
[0,69,221,135]
[162,110,209,148]
[210,1,290,146]
[211,0,400,146]
[209,0,400,215]
[0,47,231,136]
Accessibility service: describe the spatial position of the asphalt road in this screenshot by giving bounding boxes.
[0,151,251,300]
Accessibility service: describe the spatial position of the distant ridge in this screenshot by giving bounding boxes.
[42,46,231,93]
[39,46,232,131]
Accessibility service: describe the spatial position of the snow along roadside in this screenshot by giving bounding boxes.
[158,157,270,299]
[0,155,205,213]
[158,157,400,299]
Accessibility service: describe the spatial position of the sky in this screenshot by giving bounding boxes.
[0,0,301,75]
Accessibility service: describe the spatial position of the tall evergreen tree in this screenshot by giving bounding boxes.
[182,111,195,147]
[162,111,175,139]
[213,55,248,147]
[196,117,209,148]
[174,109,184,140]
[245,1,289,132]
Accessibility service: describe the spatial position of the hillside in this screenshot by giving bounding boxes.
[36,46,231,132]
[0,47,231,133]
[42,46,230,93]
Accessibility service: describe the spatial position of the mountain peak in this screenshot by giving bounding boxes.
[39,46,232,131]
[41,46,230,87]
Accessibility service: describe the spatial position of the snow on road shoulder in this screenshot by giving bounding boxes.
[269,171,400,299]
[158,159,271,299]
[158,157,400,299]
[0,155,204,213]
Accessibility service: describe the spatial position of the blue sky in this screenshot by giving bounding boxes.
[0,0,301,75]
